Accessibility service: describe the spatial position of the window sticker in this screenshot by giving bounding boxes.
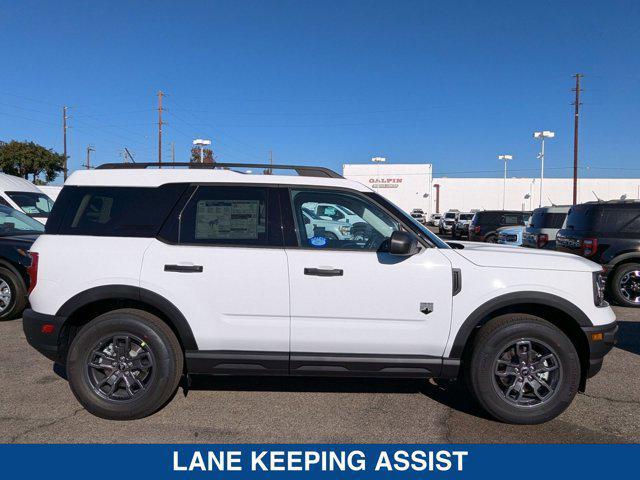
[310,235,328,247]
[195,200,260,240]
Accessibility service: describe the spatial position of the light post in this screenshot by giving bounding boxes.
[192,139,212,163]
[533,131,555,207]
[498,154,513,210]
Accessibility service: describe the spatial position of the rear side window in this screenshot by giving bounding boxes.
[177,186,279,246]
[47,184,187,237]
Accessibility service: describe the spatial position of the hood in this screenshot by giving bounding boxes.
[497,225,524,234]
[451,241,600,272]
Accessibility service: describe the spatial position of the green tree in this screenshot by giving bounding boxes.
[0,140,64,182]
[190,147,216,164]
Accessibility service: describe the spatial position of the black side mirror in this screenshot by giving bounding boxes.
[388,231,420,256]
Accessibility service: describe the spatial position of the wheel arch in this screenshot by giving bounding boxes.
[450,292,592,390]
[56,285,198,362]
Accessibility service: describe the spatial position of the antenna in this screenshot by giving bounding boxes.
[592,191,602,202]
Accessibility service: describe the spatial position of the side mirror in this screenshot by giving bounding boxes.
[388,231,420,256]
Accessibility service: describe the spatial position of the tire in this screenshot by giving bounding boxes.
[66,308,183,420]
[466,314,580,424]
[610,263,640,307]
[485,234,497,243]
[0,266,27,321]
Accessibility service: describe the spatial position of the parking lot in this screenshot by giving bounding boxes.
[0,305,637,444]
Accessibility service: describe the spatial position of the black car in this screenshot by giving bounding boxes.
[0,205,44,319]
[556,200,640,307]
[468,210,531,243]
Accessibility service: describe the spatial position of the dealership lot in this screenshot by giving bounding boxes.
[1,307,637,443]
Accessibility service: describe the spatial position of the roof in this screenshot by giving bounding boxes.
[65,167,372,192]
[0,173,44,193]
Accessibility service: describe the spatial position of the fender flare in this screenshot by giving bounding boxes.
[605,252,640,270]
[448,291,592,358]
[56,284,198,350]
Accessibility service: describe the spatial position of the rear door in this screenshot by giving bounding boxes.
[140,185,290,374]
[282,187,453,377]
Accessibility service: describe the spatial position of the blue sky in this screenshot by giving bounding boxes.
[1,0,639,182]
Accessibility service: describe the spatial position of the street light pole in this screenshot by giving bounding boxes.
[533,131,555,208]
[498,155,513,210]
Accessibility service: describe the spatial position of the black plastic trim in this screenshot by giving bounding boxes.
[186,350,289,375]
[56,285,199,350]
[581,321,618,378]
[452,268,462,296]
[449,291,594,359]
[22,309,67,362]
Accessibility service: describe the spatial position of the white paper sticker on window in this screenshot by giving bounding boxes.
[195,200,260,240]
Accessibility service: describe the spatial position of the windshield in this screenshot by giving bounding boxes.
[6,191,54,218]
[459,214,474,220]
[444,213,456,219]
[0,205,45,236]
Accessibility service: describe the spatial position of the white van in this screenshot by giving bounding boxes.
[0,173,54,224]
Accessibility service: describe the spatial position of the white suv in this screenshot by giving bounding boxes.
[23,163,617,424]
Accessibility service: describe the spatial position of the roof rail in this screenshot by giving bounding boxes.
[95,162,343,179]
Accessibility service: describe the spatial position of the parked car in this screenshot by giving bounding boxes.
[410,208,426,224]
[556,200,640,307]
[0,205,45,319]
[469,210,531,243]
[451,213,474,239]
[24,162,616,424]
[302,207,352,241]
[497,225,525,246]
[0,173,54,224]
[438,210,459,235]
[523,206,570,250]
[428,213,442,226]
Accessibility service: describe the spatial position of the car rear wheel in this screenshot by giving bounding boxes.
[611,263,640,307]
[66,308,183,420]
[485,234,497,243]
[467,314,580,424]
[0,266,27,321]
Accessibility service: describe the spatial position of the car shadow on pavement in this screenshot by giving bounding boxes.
[617,320,640,355]
[186,375,491,420]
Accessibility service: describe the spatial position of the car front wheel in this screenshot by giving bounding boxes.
[66,308,183,420]
[467,314,580,424]
[0,266,27,321]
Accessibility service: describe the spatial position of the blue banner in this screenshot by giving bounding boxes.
[0,444,636,478]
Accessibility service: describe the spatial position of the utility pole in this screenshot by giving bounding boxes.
[572,74,583,205]
[171,142,175,163]
[84,145,94,169]
[268,150,273,174]
[157,91,164,167]
[62,106,68,180]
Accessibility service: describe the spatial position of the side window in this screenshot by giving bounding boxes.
[55,184,187,237]
[178,186,274,246]
[501,214,519,225]
[291,189,400,251]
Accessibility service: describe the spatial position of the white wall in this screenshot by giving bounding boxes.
[343,163,433,213]
[342,163,640,215]
[432,177,640,213]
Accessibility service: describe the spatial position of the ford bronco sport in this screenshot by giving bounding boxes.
[23,163,617,424]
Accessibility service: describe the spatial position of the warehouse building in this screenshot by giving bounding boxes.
[343,163,640,215]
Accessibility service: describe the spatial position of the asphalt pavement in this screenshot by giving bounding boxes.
[1,306,638,444]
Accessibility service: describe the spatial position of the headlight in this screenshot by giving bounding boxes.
[339,226,351,235]
[593,270,607,307]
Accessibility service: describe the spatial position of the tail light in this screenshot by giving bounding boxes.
[27,252,38,293]
[537,233,549,248]
[474,226,481,234]
[582,238,598,257]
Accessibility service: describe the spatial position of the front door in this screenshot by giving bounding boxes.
[284,188,453,376]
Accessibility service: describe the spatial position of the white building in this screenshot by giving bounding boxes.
[343,163,433,213]
[343,163,640,215]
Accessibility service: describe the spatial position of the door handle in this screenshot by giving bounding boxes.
[164,264,204,273]
[304,267,343,277]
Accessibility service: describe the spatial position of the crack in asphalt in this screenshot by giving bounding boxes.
[581,393,640,406]
[9,407,85,443]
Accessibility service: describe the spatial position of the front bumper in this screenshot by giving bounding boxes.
[581,321,618,378]
[23,309,68,363]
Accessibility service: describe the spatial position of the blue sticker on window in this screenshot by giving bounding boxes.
[310,236,327,247]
